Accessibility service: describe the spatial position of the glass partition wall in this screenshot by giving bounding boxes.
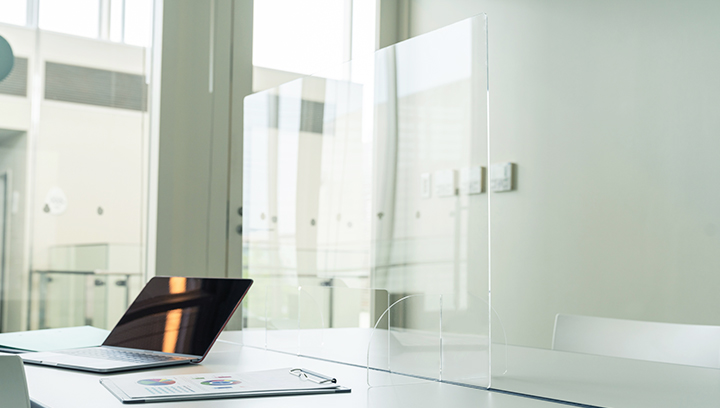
[0,4,151,333]
[242,15,491,387]
[483,2,720,406]
[243,5,720,405]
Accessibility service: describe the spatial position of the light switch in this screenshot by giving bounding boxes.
[460,166,484,195]
[434,169,457,197]
[420,173,431,198]
[489,162,514,192]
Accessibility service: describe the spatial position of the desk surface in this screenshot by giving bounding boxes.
[24,333,556,408]
[493,344,720,408]
[24,330,720,408]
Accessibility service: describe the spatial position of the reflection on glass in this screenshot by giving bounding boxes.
[161,277,187,353]
[243,15,489,388]
[486,0,720,376]
[476,2,720,407]
[367,294,442,387]
[0,6,152,334]
[103,277,252,356]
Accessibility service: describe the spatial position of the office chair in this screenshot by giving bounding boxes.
[551,314,720,368]
[0,354,31,408]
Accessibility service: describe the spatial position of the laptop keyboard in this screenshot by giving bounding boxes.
[59,348,190,364]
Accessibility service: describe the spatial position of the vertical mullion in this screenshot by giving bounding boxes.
[121,0,126,43]
[26,0,39,28]
[99,0,111,40]
[97,0,102,38]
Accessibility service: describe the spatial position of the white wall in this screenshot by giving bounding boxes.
[408,0,720,348]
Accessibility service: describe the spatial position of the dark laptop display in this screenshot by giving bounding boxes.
[103,276,252,357]
[21,276,253,373]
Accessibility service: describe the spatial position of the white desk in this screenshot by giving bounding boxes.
[24,330,720,408]
[493,344,720,408]
[24,332,558,408]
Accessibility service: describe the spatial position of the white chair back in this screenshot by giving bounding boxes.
[552,314,720,368]
[0,354,31,408]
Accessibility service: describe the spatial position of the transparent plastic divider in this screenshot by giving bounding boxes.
[264,285,301,355]
[442,294,508,388]
[241,283,502,387]
[243,285,500,388]
[297,286,389,366]
[441,293,490,388]
[491,304,509,378]
[296,285,328,358]
[367,294,442,386]
[240,10,491,391]
[366,293,504,388]
[238,279,269,348]
[241,283,391,366]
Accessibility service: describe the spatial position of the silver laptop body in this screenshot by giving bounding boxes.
[21,276,253,373]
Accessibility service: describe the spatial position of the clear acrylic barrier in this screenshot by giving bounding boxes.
[241,283,504,389]
[366,292,505,388]
[441,293,504,388]
[237,279,270,349]
[237,282,302,353]
[242,283,390,367]
[297,285,389,366]
[367,294,442,386]
[264,285,301,355]
[242,12,490,392]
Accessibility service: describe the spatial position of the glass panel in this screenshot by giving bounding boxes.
[243,14,489,388]
[252,0,348,75]
[298,286,388,365]
[372,15,490,387]
[486,2,720,407]
[0,8,151,334]
[265,285,300,355]
[31,271,141,329]
[367,294,442,386]
[251,0,376,93]
[109,0,124,42]
[123,0,153,47]
[442,294,502,387]
[0,0,27,26]
[366,292,506,388]
[242,284,389,367]
[39,0,100,39]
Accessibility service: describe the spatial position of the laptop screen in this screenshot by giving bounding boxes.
[102,277,252,356]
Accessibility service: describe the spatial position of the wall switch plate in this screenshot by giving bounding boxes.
[420,173,431,198]
[434,169,457,197]
[460,166,484,195]
[490,162,514,192]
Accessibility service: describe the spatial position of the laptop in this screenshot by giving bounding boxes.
[21,276,253,373]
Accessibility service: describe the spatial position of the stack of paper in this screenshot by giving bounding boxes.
[100,368,350,403]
